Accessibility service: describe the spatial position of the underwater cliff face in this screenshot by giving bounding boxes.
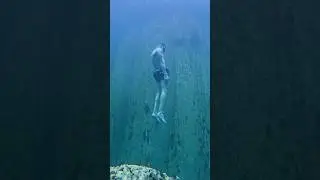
[110,0,210,179]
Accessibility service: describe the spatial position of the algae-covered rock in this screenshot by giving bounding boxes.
[110,164,180,180]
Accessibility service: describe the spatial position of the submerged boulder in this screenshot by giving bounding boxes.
[110,164,180,180]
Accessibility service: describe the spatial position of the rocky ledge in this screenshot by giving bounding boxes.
[110,164,180,180]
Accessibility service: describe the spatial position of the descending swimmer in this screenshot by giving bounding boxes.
[150,43,169,124]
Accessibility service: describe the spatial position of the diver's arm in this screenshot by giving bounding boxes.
[160,62,166,71]
[160,58,169,79]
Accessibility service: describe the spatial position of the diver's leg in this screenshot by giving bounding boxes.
[157,80,168,123]
[152,83,161,121]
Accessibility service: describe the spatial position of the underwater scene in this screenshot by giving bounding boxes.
[110,0,210,179]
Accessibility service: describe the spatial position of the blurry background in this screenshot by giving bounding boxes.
[110,0,210,179]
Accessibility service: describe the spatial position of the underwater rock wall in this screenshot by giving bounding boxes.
[165,47,210,180]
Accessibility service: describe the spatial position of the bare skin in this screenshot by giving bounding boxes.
[151,45,169,123]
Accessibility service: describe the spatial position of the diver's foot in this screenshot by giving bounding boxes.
[157,112,167,124]
[152,113,161,123]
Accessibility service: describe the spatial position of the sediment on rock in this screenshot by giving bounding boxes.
[110,164,180,180]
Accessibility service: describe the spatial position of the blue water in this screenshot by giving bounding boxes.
[110,0,210,179]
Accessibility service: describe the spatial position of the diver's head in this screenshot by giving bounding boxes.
[159,43,166,53]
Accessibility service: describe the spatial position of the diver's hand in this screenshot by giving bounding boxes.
[164,74,170,80]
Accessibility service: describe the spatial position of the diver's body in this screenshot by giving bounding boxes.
[151,43,169,123]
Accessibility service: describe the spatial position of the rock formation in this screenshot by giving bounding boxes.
[110,164,180,180]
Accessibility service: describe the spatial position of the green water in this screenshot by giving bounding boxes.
[110,1,210,179]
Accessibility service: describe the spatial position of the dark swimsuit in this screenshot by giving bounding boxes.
[153,68,170,82]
